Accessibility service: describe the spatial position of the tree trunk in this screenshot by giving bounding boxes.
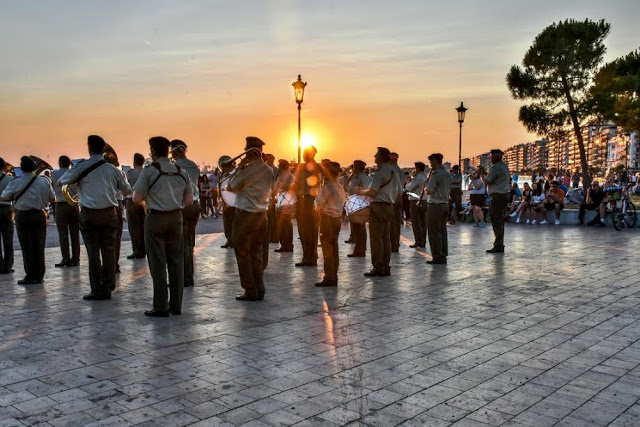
[562,77,591,191]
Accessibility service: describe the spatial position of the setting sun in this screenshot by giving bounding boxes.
[300,132,317,151]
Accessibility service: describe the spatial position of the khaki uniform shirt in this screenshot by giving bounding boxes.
[369,163,400,204]
[426,166,452,204]
[406,171,427,201]
[228,158,273,213]
[346,171,368,195]
[133,157,192,211]
[173,156,200,201]
[50,168,69,203]
[315,181,346,218]
[450,172,462,189]
[0,173,15,206]
[391,163,404,194]
[486,161,510,195]
[126,167,143,199]
[293,160,323,197]
[1,173,54,211]
[60,154,131,209]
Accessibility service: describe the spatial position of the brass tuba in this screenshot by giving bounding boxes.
[30,156,53,175]
[62,143,119,206]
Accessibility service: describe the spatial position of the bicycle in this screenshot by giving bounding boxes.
[605,184,637,231]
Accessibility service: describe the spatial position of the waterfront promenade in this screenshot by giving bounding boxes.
[1,223,640,426]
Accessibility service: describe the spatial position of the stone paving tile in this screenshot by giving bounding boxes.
[3,224,640,426]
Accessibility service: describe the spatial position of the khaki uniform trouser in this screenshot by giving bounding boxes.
[427,203,448,261]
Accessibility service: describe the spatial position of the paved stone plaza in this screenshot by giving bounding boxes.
[2,222,640,426]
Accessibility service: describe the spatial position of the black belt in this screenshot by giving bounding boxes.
[16,208,44,213]
[370,201,393,205]
[149,209,181,214]
[236,209,266,215]
[82,206,116,212]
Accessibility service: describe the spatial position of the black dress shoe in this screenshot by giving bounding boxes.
[83,293,111,300]
[384,268,391,276]
[295,262,317,267]
[236,293,260,301]
[169,309,181,315]
[126,253,137,259]
[315,281,337,287]
[364,270,385,277]
[347,253,366,258]
[345,239,354,244]
[427,259,447,265]
[55,260,70,268]
[144,310,169,317]
[221,242,232,248]
[486,247,505,253]
[67,261,80,267]
[409,244,418,248]
[18,279,42,285]
[258,290,265,301]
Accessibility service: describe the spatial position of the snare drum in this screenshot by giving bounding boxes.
[276,191,297,215]
[345,194,370,224]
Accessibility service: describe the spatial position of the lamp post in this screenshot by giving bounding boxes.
[292,74,307,164]
[456,102,468,171]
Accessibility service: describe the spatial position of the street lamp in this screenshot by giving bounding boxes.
[292,74,307,164]
[456,101,468,171]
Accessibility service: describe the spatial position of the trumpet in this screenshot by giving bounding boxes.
[465,161,492,180]
[62,143,119,206]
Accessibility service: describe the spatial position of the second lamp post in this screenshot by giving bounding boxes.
[292,75,307,164]
[456,101,468,171]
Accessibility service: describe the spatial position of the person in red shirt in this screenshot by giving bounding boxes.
[542,181,565,225]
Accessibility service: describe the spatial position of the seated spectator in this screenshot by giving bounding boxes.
[542,180,565,225]
[507,182,522,216]
[557,179,568,194]
[578,181,606,227]
[511,182,532,223]
[530,182,545,225]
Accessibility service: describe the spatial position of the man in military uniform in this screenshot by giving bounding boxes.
[389,152,404,252]
[406,161,427,248]
[51,156,80,267]
[133,137,192,317]
[345,160,368,257]
[481,149,510,253]
[170,140,200,287]
[0,157,15,274]
[273,159,294,253]
[1,156,55,284]
[425,153,452,265]
[264,153,279,244]
[126,153,146,259]
[450,164,463,221]
[293,146,322,267]
[60,135,131,300]
[228,136,273,301]
[358,147,400,277]
[219,160,236,249]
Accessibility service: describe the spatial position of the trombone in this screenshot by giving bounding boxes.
[465,160,492,181]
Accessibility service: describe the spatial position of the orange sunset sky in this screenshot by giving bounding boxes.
[1,1,639,168]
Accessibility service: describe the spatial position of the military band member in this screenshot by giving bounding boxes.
[425,153,452,265]
[126,153,146,259]
[0,157,15,274]
[228,136,273,301]
[481,148,510,253]
[450,165,463,220]
[60,135,131,300]
[115,172,126,273]
[51,156,80,267]
[315,161,346,287]
[170,139,200,287]
[346,160,368,257]
[293,146,322,267]
[1,156,55,284]
[358,147,400,277]
[133,137,192,317]
[264,153,279,244]
[274,159,294,253]
[406,161,427,248]
[389,152,404,252]
[219,162,236,249]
